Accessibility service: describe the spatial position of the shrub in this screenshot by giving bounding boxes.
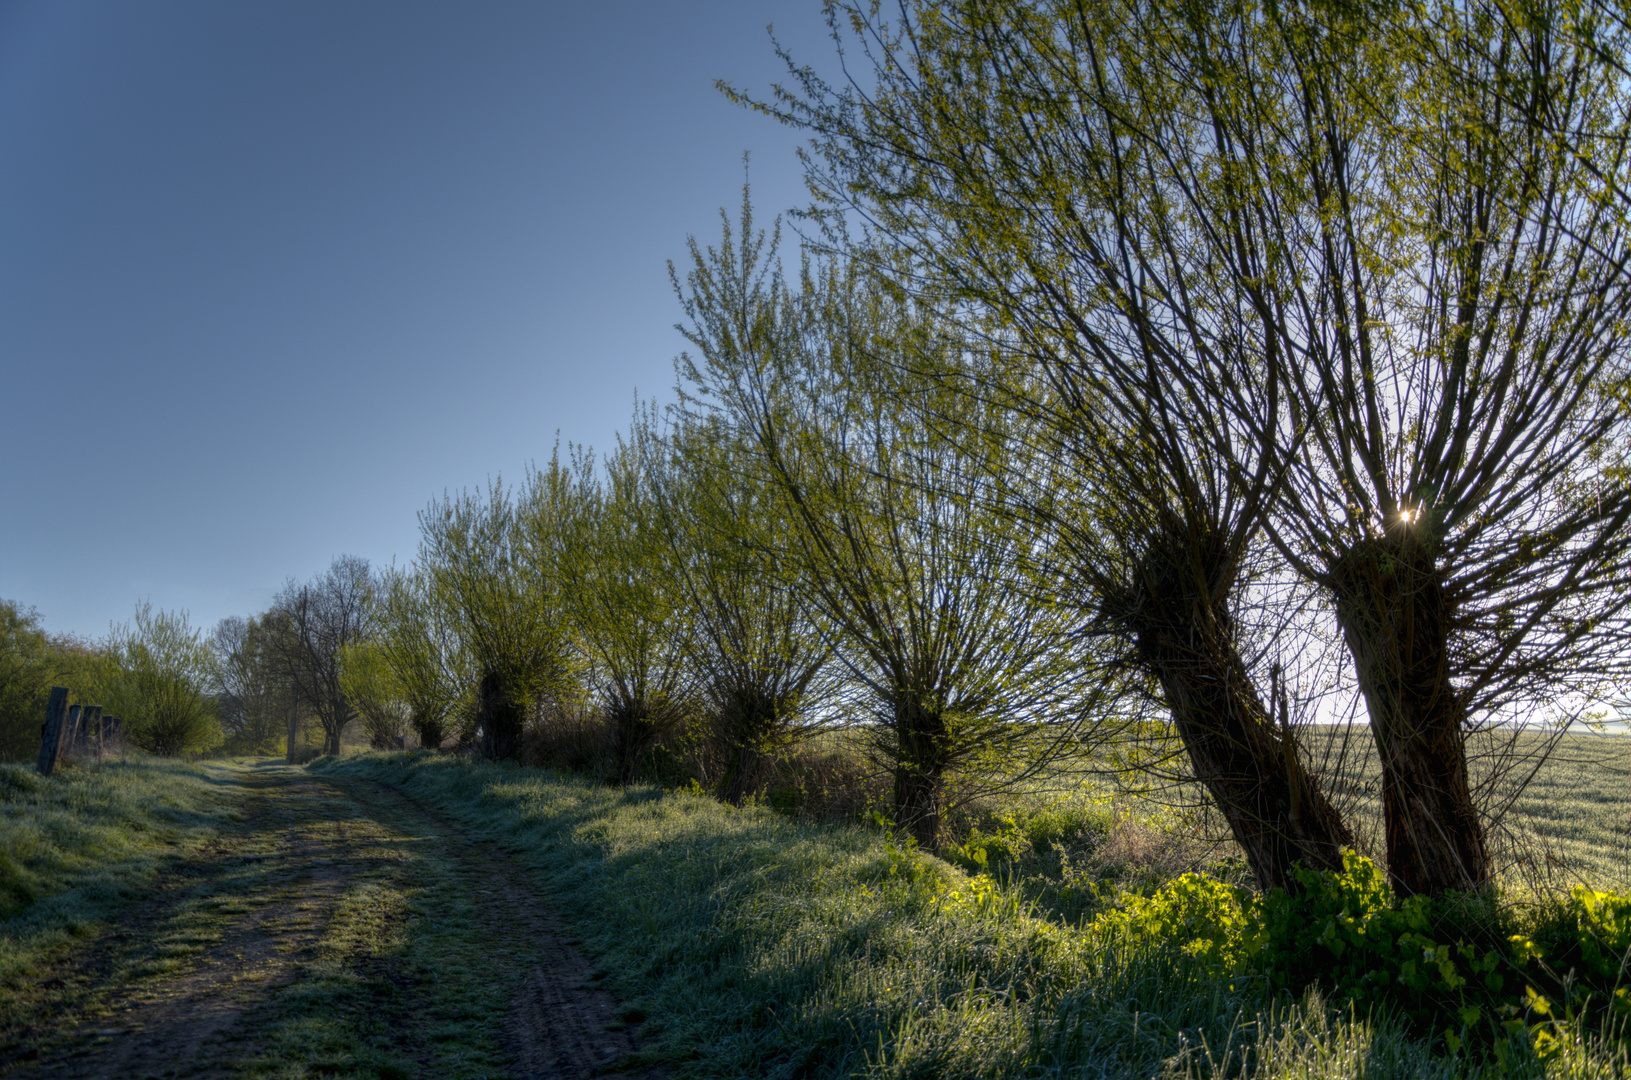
[1255,850,1513,1046]
[1089,871,1259,977]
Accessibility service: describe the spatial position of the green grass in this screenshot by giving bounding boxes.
[8,735,1629,1078]
[0,755,238,998]
[313,749,1631,1078]
[1,758,565,1077]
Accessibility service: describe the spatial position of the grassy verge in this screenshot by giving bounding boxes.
[2,758,532,1078]
[318,752,1595,1079]
[0,756,238,1003]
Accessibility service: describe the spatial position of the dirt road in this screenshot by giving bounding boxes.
[4,761,656,1080]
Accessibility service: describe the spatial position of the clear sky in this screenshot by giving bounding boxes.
[0,0,827,640]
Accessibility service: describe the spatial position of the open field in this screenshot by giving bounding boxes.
[2,740,1630,1078]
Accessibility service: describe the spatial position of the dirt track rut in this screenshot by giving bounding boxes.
[4,761,657,1080]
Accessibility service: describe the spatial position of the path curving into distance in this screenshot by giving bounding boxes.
[4,761,660,1080]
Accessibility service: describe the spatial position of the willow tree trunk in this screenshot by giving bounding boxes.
[1331,534,1488,897]
[609,698,654,786]
[1123,537,1354,892]
[893,696,951,851]
[477,670,525,761]
[718,685,777,807]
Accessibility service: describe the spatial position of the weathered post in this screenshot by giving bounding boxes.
[286,695,298,765]
[81,706,103,756]
[63,705,81,762]
[36,688,70,776]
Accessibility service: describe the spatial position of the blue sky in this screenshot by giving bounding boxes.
[0,0,826,640]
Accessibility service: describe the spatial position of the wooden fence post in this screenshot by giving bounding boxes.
[81,706,102,755]
[286,695,298,764]
[37,688,70,776]
[64,705,81,758]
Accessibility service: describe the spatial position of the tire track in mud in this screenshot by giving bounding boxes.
[5,761,661,1080]
[327,775,661,1080]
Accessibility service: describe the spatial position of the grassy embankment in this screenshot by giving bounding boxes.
[311,741,1631,1079]
[0,757,236,1010]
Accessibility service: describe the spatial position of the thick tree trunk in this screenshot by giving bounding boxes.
[719,683,805,806]
[610,692,686,786]
[893,696,949,851]
[412,710,445,752]
[1330,534,1488,897]
[718,685,774,806]
[1135,617,1354,891]
[1120,532,1353,893]
[477,670,524,761]
[610,701,653,786]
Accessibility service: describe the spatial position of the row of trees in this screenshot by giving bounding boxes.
[8,0,1626,907]
[715,0,1631,895]
[0,598,222,759]
[0,557,378,761]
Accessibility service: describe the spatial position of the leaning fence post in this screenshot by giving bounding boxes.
[37,688,70,775]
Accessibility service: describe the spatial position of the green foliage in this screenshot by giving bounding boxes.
[1075,848,1631,1060]
[102,602,220,756]
[337,641,409,749]
[0,601,50,763]
[1090,872,1261,978]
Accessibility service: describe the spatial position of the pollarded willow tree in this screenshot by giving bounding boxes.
[748,0,1631,894]
[372,565,473,752]
[550,433,697,785]
[732,0,1359,888]
[644,410,833,805]
[675,199,1124,849]
[420,481,576,760]
[338,639,411,749]
[1250,0,1631,894]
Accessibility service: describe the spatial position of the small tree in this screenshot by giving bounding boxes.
[105,601,219,756]
[273,556,374,757]
[210,613,294,753]
[373,566,472,751]
[339,641,410,749]
[649,414,831,804]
